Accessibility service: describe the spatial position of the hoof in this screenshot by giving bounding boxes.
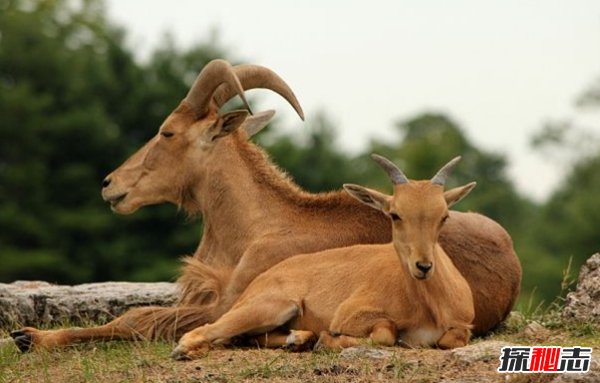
[10,330,33,353]
[171,342,211,361]
[170,346,192,361]
[283,331,317,352]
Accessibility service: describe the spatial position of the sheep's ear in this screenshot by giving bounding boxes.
[444,182,476,208]
[343,184,390,212]
[209,110,249,140]
[242,110,276,137]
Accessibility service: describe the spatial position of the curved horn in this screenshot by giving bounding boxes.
[212,64,305,121]
[184,59,251,118]
[371,154,409,185]
[431,156,462,186]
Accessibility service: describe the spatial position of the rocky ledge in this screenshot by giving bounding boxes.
[0,281,177,328]
[563,253,600,322]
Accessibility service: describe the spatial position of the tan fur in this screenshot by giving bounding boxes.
[172,179,475,358]
[12,64,520,352]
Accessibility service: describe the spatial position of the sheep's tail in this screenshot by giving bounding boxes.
[177,256,232,309]
[115,305,216,341]
[110,258,232,341]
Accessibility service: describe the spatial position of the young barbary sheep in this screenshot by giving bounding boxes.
[171,155,476,359]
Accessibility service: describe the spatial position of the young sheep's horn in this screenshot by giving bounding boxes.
[212,64,305,121]
[371,154,409,185]
[185,59,251,118]
[431,156,462,186]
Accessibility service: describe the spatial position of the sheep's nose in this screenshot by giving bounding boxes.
[102,177,111,188]
[416,261,433,274]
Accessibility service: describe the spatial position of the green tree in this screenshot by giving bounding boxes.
[528,72,600,303]
[258,111,363,192]
[0,0,227,283]
[577,74,600,108]
[535,155,600,263]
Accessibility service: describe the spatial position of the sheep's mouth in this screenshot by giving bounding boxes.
[105,192,128,207]
[412,271,432,280]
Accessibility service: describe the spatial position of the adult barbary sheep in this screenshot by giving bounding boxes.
[11,59,520,352]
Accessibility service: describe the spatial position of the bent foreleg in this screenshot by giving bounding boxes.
[172,298,301,360]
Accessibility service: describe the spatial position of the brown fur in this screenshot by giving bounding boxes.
[12,69,521,352]
[172,179,476,358]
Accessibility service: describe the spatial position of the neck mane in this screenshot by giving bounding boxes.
[230,131,358,209]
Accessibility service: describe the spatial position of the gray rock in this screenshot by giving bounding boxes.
[449,340,515,364]
[563,253,600,322]
[520,320,550,340]
[0,280,177,328]
[441,342,510,383]
[505,311,526,327]
[339,346,394,359]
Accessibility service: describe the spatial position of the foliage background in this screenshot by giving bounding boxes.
[1,0,599,307]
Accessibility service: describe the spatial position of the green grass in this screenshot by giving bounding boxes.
[0,336,175,383]
[1,311,598,383]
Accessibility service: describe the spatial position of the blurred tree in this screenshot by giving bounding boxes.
[0,0,227,283]
[528,72,600,304]
[535,154,600,266]
[577,74,600,108]
[531,120,599,166]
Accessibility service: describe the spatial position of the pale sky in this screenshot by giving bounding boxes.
[106,1,600,201]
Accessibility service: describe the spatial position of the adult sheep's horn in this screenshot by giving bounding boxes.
[431,156,462,186]
[212,64,305,121]
[371,154,409,185]
[184,59,251,118]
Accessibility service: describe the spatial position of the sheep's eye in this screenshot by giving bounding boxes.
[390,213,401,222]
[161,132,174,138]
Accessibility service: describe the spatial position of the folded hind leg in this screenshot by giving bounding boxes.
[316,319,397,350]
[317,297,399,350]
[172,298,301,360]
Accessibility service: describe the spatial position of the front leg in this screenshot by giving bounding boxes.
[172,298,301,360]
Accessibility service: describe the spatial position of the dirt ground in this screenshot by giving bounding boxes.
[1,329,598,383]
